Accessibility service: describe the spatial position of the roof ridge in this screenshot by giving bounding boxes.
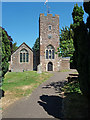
[11,42,33,55]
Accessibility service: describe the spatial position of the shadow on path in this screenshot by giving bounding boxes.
[38,95,63,119]
[42,80,68,93]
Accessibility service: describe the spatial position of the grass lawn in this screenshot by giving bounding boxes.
[1,71,52,109]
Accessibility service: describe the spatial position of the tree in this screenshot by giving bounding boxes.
[32,37,40,70]
[1,28,11,77]
[32,37,40,52]
[83,1,90,97]
[0,29,2,86]
[57,26,75,58]
[0,27,15,77]
[11,42,18,54]
[83,1,90,29]
[71,3,89,96]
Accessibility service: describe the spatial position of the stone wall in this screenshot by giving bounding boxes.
[60,57,70,70]
[39,13,60,71]
[9,13,70,73]
[10,43,33,72]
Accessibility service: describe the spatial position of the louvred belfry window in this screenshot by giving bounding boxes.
[45,45,55,59]
[48,25,52,31]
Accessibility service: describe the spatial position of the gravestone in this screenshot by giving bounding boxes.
[37,64,42,74]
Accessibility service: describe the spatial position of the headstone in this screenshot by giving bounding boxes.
[37,64,42,74]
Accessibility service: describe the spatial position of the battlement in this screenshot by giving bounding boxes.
[40,13,44,16]
[40,13,59,18]
[47,14,52,16]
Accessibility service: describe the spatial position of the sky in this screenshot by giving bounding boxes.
[2,1,88,48]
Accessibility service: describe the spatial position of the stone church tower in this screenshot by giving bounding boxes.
[9,13,70,72]
[39,13,60,71]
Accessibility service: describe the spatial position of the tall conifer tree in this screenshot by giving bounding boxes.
[71,3,89,96]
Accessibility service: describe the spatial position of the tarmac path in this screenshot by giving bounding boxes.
[2,70,76,119]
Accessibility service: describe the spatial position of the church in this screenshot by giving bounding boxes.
[9,13,70,72]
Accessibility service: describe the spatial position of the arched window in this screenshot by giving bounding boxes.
[46,50,48,59]
[45,45,55,59]
[20,49,29,63]
[48,25,52,31]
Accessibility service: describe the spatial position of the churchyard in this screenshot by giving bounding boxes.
[1,70,88,119]
[1,71,52,110]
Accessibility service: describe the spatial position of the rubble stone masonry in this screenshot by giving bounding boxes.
[39,13,60,71]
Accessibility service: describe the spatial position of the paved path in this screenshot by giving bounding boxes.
[2,70,76,119]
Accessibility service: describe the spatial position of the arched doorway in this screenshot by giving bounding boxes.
[48,62,53,71]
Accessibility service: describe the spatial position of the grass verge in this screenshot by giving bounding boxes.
[1,71,52,110]
[60,69,70,72]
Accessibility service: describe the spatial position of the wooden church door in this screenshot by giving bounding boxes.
[48,62,53,71]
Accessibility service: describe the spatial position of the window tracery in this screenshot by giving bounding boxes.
[20,49,29,63]
[45,45,55,59]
